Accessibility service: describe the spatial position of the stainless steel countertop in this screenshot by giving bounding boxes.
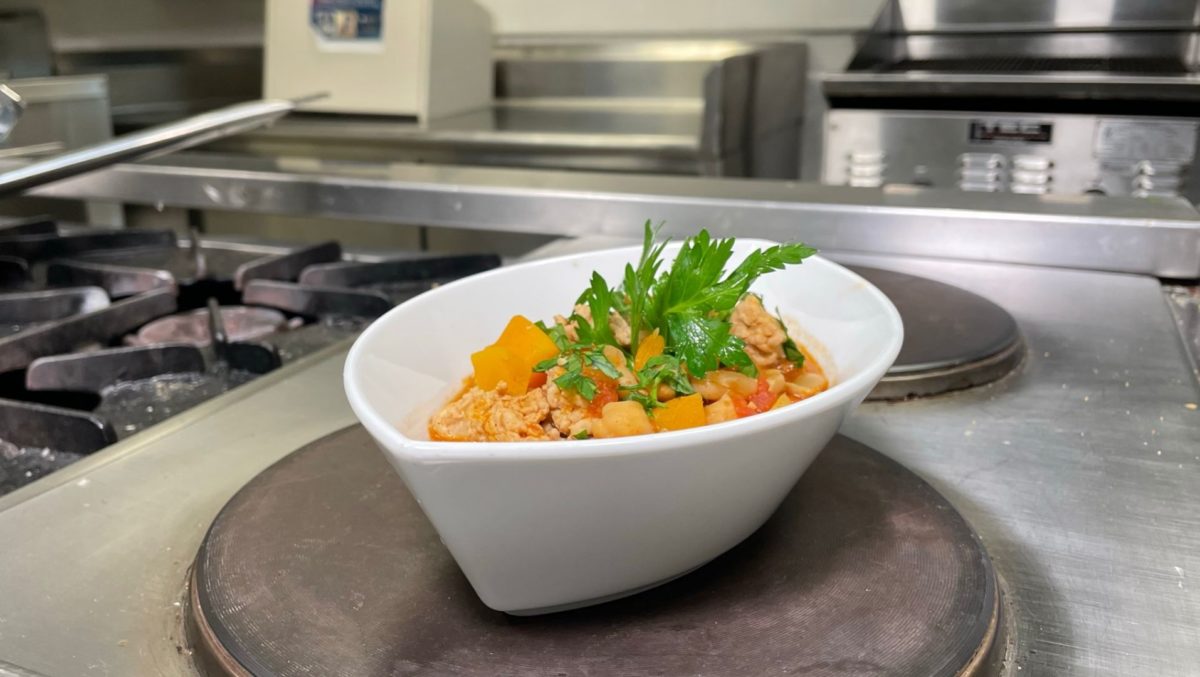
[0,249,1196,675]
[17,154,1200,278]
[204,104,708,175]
[226,102,704,153]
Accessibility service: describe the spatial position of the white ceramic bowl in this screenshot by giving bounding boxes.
[344,240,903,615]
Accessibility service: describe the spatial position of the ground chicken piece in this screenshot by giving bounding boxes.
[730,294,787,369]
[555,304,632,346]
[429,385,551,442]
[555,314,581,343]
[544,370,592,434]
[609,312,632,346]
[602,345,638,388]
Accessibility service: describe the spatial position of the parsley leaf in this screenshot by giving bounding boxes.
[623,221,668,354]
[623,353,695,410]
[535,320,571,352]
[540,346,621,401]
[775,306,806,369]
[645,229,816,377]
[555,368,598,401]
[583,348,621,379]
[575,271,618,347]
[666,315,756,377]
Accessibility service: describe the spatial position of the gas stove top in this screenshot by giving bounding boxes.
[0,217,500,496]
[0,240,1195,676]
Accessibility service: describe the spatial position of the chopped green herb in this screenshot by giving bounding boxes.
[531,223,814,406]
[582,348,621,379]
[555,367,598,401]
[573,429,591,440]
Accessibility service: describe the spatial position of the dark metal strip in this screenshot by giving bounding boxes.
[46,259,177,298]
[298,253,500,288]
[0,215,56,239]
[0,397,115,454]
[0,288,177,372]
[233,241,342,290]
[0,230,175,261]
[0,287,109,324]
[242,280,392,319]
[26,344,206,393]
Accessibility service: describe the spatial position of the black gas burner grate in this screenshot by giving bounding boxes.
[0,216,502,495]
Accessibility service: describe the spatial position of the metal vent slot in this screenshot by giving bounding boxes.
[886,56,1189,75]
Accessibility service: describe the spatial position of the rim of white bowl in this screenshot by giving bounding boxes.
[344,242,904,462]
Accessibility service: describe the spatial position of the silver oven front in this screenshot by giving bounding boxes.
[822,110,1200,201]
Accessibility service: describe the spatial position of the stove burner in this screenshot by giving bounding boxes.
[47,259,177,299]
[0,438,84,495]
[851,266,1024,400]
[299,254,501,304]
[189,426,1003,677]
[0,289,177,373]
[0,398,114,496]
[0,439,84,492]
[95,369,259,438]
[132,307,289,347]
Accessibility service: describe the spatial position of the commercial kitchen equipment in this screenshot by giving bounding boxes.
[233,41,808,178]
[264,0,493,121]
[822,0,1200,201]
[0,159,1195,674]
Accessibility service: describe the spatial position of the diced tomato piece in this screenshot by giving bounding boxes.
[585,369,620,416]
[748,375,779,412]
[527,371,548,389]
[729,392,756,418]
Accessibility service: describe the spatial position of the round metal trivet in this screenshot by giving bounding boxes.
[850,266,1024,400]
[190,426,1001,677]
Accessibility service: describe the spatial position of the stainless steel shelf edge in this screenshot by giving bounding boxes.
[822,73,1200,102]
[21,155,1200,278]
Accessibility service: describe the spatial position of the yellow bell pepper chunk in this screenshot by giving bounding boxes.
[634,330,665,371]
[653,393,705,431]
[471,344,532,395]
[495,315,559,367]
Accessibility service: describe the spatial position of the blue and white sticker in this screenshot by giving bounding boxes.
[311,0,383,41]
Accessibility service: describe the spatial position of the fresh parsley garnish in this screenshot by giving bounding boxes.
[623,221,668,355]
[534,222,815,406]
[538,346,620,402]
[776,305,807,369]
[639,227,815,377]
[623,353,695,409]
[574,272,619,347]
